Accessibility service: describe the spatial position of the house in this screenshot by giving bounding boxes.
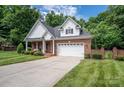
[24,17,92,59]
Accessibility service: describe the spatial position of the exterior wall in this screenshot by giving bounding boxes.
[54,39,91,55]
[31,41,52,53]
[60,19,80,37]
[28,22,47,38]
[31,38,91,56]
[31,41,42,50]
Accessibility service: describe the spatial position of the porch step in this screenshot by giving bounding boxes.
[44,53,54,57]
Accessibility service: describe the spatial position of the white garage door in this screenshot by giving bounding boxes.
[57,43,84,58]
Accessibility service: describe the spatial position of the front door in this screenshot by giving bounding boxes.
[45,41,52,53]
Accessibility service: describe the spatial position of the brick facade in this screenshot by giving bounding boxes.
[31,38,91,56]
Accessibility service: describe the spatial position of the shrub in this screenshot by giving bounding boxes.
[92,54,102,59]
[33,50,43,56]
[21,50,25,54]
[30,51,34,55]
[105,51,112,59]
[24,51,30,55]
[28,47,32,51]
[115,57,124,61]
[17,43,24,54]
[85,54,91,59]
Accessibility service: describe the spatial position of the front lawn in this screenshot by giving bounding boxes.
[0,51,44,66]
[55,59,124,87]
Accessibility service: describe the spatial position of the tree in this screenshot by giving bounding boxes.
[77,18,85,28]
[91,22,122,49]
[45,11,65,27]
[1,6,40,46]
[0,36,6,47]
[86,5,124,49]
[17,43,24,54]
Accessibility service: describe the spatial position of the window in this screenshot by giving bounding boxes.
[66,28,73,34]
[70,29,73,34]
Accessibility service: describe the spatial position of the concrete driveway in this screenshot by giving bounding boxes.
[0,56,81,87]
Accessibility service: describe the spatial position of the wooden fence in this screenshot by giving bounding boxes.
[0,46,16,51]
[113,47,124,59]
[92,47,124,59]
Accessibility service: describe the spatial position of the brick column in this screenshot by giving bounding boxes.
[100,47,104,59]
[113,47,118,59]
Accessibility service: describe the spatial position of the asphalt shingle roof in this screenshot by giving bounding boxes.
[39,18,91,39]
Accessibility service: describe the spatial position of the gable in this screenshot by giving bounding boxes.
[28,21,46,38]
[25,20,54,41]
[60,18,81,37]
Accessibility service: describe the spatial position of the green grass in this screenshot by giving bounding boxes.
[55,59,124,87]
[0,51,44,66]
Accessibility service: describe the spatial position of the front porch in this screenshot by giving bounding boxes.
[25,40,55,55]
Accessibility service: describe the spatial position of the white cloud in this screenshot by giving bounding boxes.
[37,5,88,21]
[42,5,77,16]
[76,14,88,21]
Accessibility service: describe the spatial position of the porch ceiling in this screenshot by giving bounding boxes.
[26,38,43,42]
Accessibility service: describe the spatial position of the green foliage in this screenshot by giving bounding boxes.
[1,5,124,49]
[24,51,30,55]
[28,47,32,51]
[45,11,65,27]
[45,11,86,28]
[85,54,91,59]
[33,50,43,56]
[105,51,112,59]
[10,28,21,45]
[17,43,24,54]
[0,5,40,46]
[92,54,102,59]
[0,36,6,46]
[92,22,122,49]
[24,49,43,56]
[86,6,124,49]
[115,57,124,61]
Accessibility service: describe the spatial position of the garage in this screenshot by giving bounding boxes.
[57,43,84,58]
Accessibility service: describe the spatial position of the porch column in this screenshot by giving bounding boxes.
[53,40,55,55]
[36,42,38,49]
[26,40,28,51]
[42,40,46,54]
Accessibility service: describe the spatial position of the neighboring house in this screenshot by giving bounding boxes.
[24,17,92,59]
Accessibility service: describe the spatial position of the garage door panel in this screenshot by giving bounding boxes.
[57,43,84,58]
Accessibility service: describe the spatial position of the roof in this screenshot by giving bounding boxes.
[25,17,91,41]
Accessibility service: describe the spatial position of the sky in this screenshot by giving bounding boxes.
[33,5,108,21]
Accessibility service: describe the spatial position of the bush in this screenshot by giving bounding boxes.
[115,57,124,61]
[30,51,34,55]
[33,50,43,56]
[28,47,32,51]
[85,54,91,59]
[17,43,24,54]
[24,51,30,55]
[105,51,112,59]
[92,54,102,59]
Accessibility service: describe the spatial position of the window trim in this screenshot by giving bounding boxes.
[65,28,73,34]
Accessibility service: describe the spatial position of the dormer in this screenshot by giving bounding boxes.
[59,17,81,37]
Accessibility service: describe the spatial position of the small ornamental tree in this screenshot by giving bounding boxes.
[17,43,24,54]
